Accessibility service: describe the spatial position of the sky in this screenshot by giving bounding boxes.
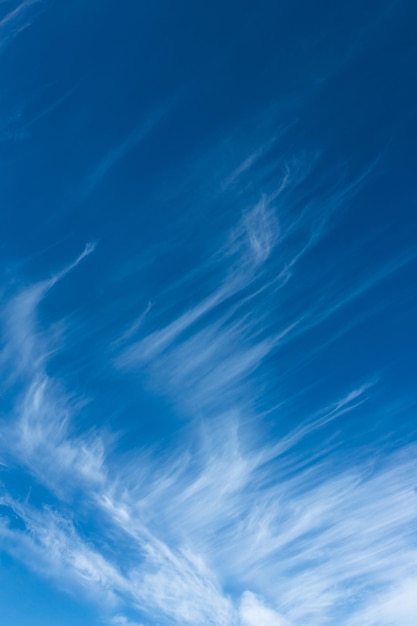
[0,1,416,625]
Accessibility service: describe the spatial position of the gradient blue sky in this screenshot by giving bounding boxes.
[1,1,417,625]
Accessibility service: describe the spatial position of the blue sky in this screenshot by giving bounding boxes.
[0,1,417,625]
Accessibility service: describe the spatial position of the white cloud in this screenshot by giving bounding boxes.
[242,197,279,266]
[0,173,416,626]
[350,577,417,626]
[0,0,43,49]
[0,496,130,605]
[0,245,106,495]
[83,100,175,199]
[117,204,277,363]
[111,616,144,626]
[240,592,290,626]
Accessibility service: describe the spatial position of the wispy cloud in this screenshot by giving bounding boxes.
[0,242,96,381]
[239,592,291,626]
[0,0,415,624]
[2,363,414,626]
[0,0,43,48]
[83,101,175,200]
[0,244,106,498]
[113,152,408,421]
[0,145,415,626]
[0,245,408,626]
[111,617,144,626]
[0,495,131,605]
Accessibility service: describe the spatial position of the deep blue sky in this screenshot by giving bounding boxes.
[1,2,417,625]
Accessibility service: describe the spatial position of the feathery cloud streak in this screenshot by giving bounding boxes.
[0,194,416,626]
[1,1,416,624]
